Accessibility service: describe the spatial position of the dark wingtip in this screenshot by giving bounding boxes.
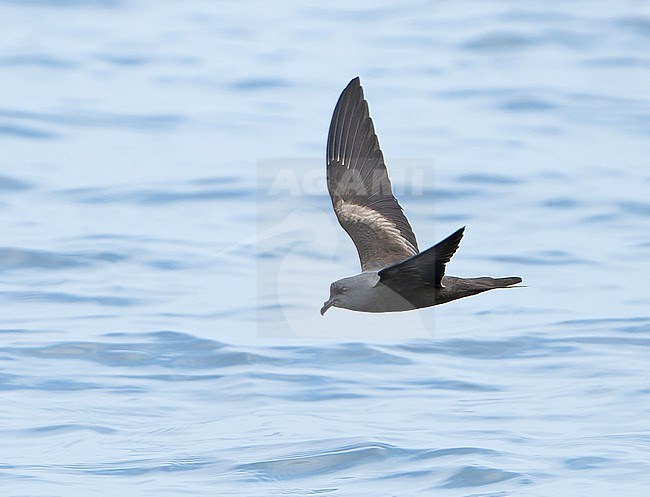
[448,225,466,247]
[432,226,465,264]
[447,226,466,242]
[345,77,361,91]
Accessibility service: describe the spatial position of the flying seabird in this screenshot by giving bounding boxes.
[320,77,522,315]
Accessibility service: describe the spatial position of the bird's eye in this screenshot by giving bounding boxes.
[341,287,349,293]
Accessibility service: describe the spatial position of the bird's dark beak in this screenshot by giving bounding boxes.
[320,298,338,316]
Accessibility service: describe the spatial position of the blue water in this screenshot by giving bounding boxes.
[2,1,650,495]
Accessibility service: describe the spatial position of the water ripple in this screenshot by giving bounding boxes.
[457,173,523,185]
[564,456,609,470]
[3,332,281,369]
[0,107,184,131]
[0,247,126,271]
[0,175,32,191]
[486,251,591,266]
[463,32,537,51]
[59,183,253,205]
[231,77,290,91]
[22,424,116,435]
[1,0,121,7]
[619,201,650,217]
[0,291,139,307]
[0,123,57,139]
[235,442,399,480]
[440,465,522,488]
[404,378,501,392]
[0,53,77,69]
[395,336,575,359]
[288,342,413,366]
[66,456,214,476]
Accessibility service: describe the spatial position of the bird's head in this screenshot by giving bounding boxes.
[320,273,376,315]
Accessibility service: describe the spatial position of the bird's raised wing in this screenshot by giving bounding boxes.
[327,77,418,272]
[378,226,465,289]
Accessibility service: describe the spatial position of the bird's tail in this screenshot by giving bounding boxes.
[466,276,523,288]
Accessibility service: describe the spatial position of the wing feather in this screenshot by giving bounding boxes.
[327,77,418,271]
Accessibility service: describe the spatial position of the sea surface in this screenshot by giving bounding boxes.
[1,1,650,495]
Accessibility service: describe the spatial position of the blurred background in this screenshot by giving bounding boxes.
[1,1,649,495]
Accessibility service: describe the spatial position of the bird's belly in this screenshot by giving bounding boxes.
[366,284,438,312]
